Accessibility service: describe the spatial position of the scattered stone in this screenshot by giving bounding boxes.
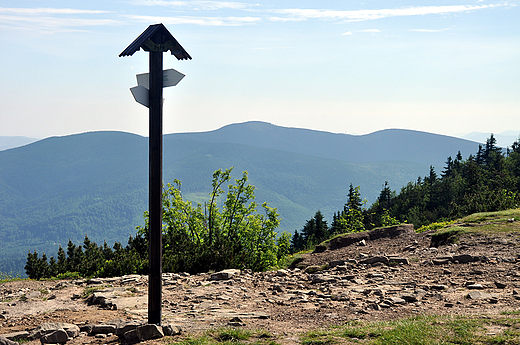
[90,324,117,335]
[162,325,181,336]
[453,254,479,264]
[400,294,418,303]
[432,258,451,265]
[388,257,409,265]
[136,324,164,341]
[275,269,289,277]
[40,329,69,344]
[467,284,484,290]
[1,332,30,342]
[0,336,18,345]
[114,320,142,336]
[359,256,389,265]
[328,260,346,268]
[304,265,324,274]
[228,317,246,327]
[467,291,493,300]
[495,281,507,289]
[210,269,240,281]
[29,323,80,340]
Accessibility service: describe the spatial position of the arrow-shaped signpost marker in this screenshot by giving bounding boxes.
[131,69,185,107]
[119,24,191,326]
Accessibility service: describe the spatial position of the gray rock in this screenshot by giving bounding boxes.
[328,260,346,268]
[467,284,484,290]
[495,281,507,289]
[79,324,94,334]
[272,284,286,293]
[1,332,29,342]
[311,275,336,284]
[275,269,289,277]
[386,297,406,305]
[122,329,139,342]
[359,256,389,265]
[388,257,409,265]
[432,259,451,265]
[115,321,142,336]
[162,325,181,336]
[452,254,478,263]
[304,265,324,274]
[90,324,117,335]
[40,330,69,344]
[210,269,240,281]
[29,323,80,340]
[400,294,418,303]
[136,324,164,341]
[0,336,18,345]
[467,291,493,300]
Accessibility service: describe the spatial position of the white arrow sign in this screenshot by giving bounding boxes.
[136,69,185,89]
[130,85,150,108]
[130,68,185,108]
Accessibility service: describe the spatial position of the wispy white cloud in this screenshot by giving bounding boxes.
[0,7,119,33]
[410,28,450,33]
[273,3,512,22]
[268,16,305,22]
[125,14,260,26]
[342,31,353,36]
[0,7,111,15]
[0,14,120,30]
[127,0,254,10]
[359,29,381,33]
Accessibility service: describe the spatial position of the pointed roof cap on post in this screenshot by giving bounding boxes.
[119,23,192,60]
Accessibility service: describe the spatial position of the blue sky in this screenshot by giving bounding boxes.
[0,1,519,139]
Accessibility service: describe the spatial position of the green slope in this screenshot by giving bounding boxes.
[0,124,460,275]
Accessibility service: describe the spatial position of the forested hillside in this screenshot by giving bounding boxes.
[0,122,481,275]
[293,134,520,252]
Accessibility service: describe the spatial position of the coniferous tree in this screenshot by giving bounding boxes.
[57,245,67,275]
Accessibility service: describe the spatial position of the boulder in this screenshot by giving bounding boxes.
[114,320,142,336]
[209,269,240,281]
[90,324,117,335]
[162,324,181,336]
[359,256,389,265]
[1,331,30,342]
[29,323,80,340]
[136,324,164,341]
[41,330,68,344]
[452,254,479,263]
[0,336,18,345]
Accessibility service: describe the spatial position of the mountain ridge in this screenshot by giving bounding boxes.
[0,121,483,275]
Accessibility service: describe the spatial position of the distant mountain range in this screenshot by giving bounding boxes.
[0,136,38,151]
[0,121,482,275]
[460,131,519,149]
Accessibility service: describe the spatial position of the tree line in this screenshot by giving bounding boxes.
[25,168,291,280]
[291,134,520,252]
[26,134,520,278]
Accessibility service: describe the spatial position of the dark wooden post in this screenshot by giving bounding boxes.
[119,24,191,326]
[148,46,163,325]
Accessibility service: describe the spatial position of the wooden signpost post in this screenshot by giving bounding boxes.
[119,24,191,325]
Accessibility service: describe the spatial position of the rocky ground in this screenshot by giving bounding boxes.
[1,223,520,344]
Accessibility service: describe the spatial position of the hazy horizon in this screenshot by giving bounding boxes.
[0,1,518,139]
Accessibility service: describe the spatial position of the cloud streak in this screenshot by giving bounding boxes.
[127,0,254,10]
[0,7,111,15]
[273,3,511,22]
[125,14,260,26]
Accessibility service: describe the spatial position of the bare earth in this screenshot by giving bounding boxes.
[2,223,520,344]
